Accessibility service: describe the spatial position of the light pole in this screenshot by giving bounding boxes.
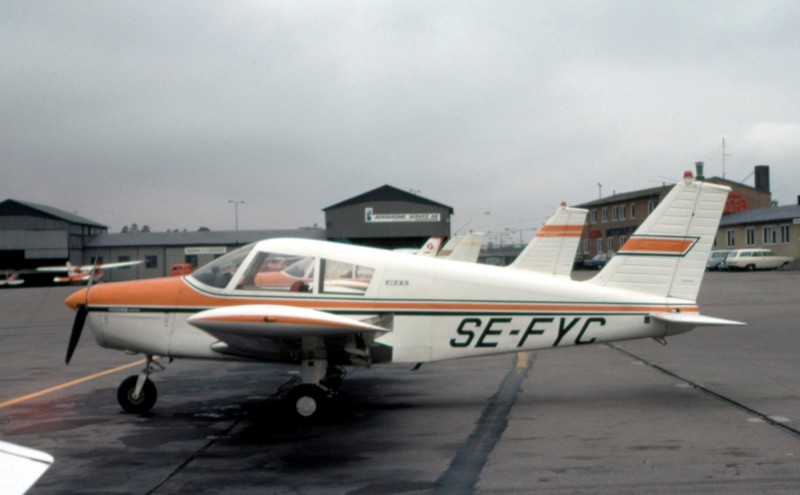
[228,200,244,232]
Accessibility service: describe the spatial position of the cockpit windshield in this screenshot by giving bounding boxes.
[189,243,254,289]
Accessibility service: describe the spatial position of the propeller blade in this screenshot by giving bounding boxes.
[66,305,87,364]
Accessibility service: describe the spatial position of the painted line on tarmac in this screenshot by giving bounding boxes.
[0,359,146,409]
[434,351,535,494]
[610,344,800,440]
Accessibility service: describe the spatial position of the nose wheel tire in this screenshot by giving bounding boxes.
[117,375,157,414]
[286,384,328,421]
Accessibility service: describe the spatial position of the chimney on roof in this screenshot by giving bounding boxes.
[755,165,770,193]
[695,162,704,180]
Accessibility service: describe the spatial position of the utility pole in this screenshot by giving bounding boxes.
[722,138,730,179]
[228,200,244,232]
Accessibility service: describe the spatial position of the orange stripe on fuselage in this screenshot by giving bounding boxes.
[73,276,697,316]
[536,225,584,238]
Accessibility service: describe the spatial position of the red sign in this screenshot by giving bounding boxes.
[725,193,748,214]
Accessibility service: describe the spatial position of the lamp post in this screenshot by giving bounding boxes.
[228,200,244,232]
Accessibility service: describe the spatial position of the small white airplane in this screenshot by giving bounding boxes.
[38,260,142,284]
[0,271,25,287]
[64,172,743,420]
[0,440,53,495]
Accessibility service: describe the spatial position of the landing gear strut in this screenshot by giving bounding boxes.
[283,338,338,421]
[117,355,163,414]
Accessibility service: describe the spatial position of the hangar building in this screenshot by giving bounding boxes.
[323,185,453,250]
[0,199,107,270]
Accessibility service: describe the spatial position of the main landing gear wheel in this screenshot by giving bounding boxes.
[117,375,157,414]
[286,384,328,421]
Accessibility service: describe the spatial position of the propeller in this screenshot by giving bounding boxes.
[65,305,87,364]
[65,261,97,364]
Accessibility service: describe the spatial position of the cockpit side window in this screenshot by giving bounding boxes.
[190,243,254,289]
[237,251,315,292]
[320,258,375,295]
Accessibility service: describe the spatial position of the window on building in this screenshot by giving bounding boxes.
[619,235,627,248]
[746,227,755,246]
[582,239,589,254]
[601,208,608,223]
[611,206,618,222]
[647,200,657,214]
[780,224,791,244]
[145,256,158,269]
[590,209,597,224]
[607,237,614,252]
[630,202,636,219]
[726,229,735,247]
[597,238,603,253]
[763,225,777,245]
[619,204,626,220]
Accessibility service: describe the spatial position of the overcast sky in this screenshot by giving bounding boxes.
[2,1,799,239]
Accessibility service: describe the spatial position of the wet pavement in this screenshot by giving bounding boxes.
[1,271,799,494]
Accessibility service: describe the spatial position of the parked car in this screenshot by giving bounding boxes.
[723,249,793,271]
[583,252,613,270]
[706,250,731,271]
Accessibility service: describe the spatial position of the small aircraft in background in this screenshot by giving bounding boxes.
[0,271,25,287]
[64,172,743,421]
[509,202,587,277]
[0,440,53,495]
[37,260,142,284]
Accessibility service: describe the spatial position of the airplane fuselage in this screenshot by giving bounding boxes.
[68,239,695,366]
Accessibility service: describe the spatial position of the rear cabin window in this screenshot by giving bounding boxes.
[320,259,374,295]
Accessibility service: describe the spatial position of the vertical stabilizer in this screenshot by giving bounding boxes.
[509,203,588,277]
[441,232,485,262]
[588,172,730,301]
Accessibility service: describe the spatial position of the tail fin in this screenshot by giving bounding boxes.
[440,232,485,262]
[416,236,445,257]
[509,203,588,277]
[588,172,730,301]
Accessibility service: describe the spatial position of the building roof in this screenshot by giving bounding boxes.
[576,185,671,208]
[323,185,454,213]
[719,204,800,227]
[0,199,107,228]
[86,228,326,248]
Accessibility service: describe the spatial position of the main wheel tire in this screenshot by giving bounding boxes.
[286,384,327,421]
[117,375,157,414]
[746,264,756,271]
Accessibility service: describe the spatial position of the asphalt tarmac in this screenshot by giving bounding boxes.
[1,270,799,494]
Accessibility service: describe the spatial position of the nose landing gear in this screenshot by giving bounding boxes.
[117,355,163,414]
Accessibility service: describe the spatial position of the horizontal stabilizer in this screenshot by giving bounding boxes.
[651,312,745,327]
[188,304,391,339]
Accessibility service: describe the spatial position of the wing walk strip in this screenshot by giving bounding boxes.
[434,352,535,494]
[610,345,800,440]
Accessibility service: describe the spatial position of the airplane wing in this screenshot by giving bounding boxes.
[187,305,392,361]
[77,261,143,272]
[509,203,588,277]
[37,261,142,273]
[0,440,53,495]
